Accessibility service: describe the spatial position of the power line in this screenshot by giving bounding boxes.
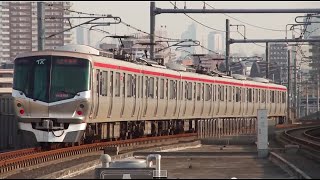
[203,1,287,32]
[45,2,227,56]
[169,1,235,33]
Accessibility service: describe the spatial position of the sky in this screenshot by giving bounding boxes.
[71,1,320,56]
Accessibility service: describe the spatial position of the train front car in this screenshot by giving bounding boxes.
[12,52,92,143]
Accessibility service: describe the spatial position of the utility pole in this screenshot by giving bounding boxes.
[287,50,291,124]
[37,2,45,51]
[266,42,269,79]
[226,19,230,75]
[150,1,156,61]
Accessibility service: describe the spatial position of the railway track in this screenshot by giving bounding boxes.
[281,125,320,150]
[0,148,42,161]
[0,133,196,176]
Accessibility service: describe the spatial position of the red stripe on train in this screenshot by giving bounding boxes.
[94,62,287,91]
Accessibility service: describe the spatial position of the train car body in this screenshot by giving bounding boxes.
[12,45,287,143]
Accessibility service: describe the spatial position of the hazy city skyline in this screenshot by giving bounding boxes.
[71,1,320,56]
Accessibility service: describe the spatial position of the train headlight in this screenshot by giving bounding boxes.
[77,111,83,115]
[19,109,25,115]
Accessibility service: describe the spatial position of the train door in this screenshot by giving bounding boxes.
[234,87,241,116]
[178,81,186,119]
[90,69,100,119]
[137,75,143,120]
[156,78,165,118]
[164,79,169,117]
[212,85,219,117]
[97,71,109,120]
[107,71,114,119]
[132,74,139,119]
[122,73,136,120]
[203,84,211,118]
[185,81,193,118]
[241,87,247,117]
[110,71,121,120]
[167,79,178,119]
[194,83,201,117]
[141,75,148,119]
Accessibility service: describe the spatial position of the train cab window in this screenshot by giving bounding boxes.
[148,77,154,98]
[205,84,211,101]
[248,88,252,102]
[115,72,120,97]
[100,71,108,96]
[160,79,164,99]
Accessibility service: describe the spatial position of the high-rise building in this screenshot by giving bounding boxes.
[0,2,73,62]
[269,43,288,84]
[180,23,197,58]
[207,31,225,55]
[76,27,90,45]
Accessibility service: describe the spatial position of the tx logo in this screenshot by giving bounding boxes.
[36,59,46,65]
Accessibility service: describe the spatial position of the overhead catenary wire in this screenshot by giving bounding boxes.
[45,2,223,55]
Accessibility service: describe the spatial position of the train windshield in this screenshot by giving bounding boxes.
[13,56,91,103]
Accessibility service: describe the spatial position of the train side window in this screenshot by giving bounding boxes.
[148,77,154,98]
[205,84,211,101]
[228,86,232,102]
[127,74,134,97]
[282,92,285,103]
[123,73,126,97]
[110,71,113,96]
[155,78,158,98]
[180,81,183,100]
[202,83,204,100]
[271,91,275,103]
[256,89,259,103]
[236,87,240,102]
[100,71,108,96]
[194,83,196,100]
[261,90,266,103]
[248,88,252,102]
[160,79,164,99]
[213,85,215,102]
[217,85,221,101]
[115,72,120,97]
[242,88,245,102]
[196,83,200,101]
[169,80,177,99]
[166,79,168,98]
[187,82,192,100]
[221,85,225,101]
